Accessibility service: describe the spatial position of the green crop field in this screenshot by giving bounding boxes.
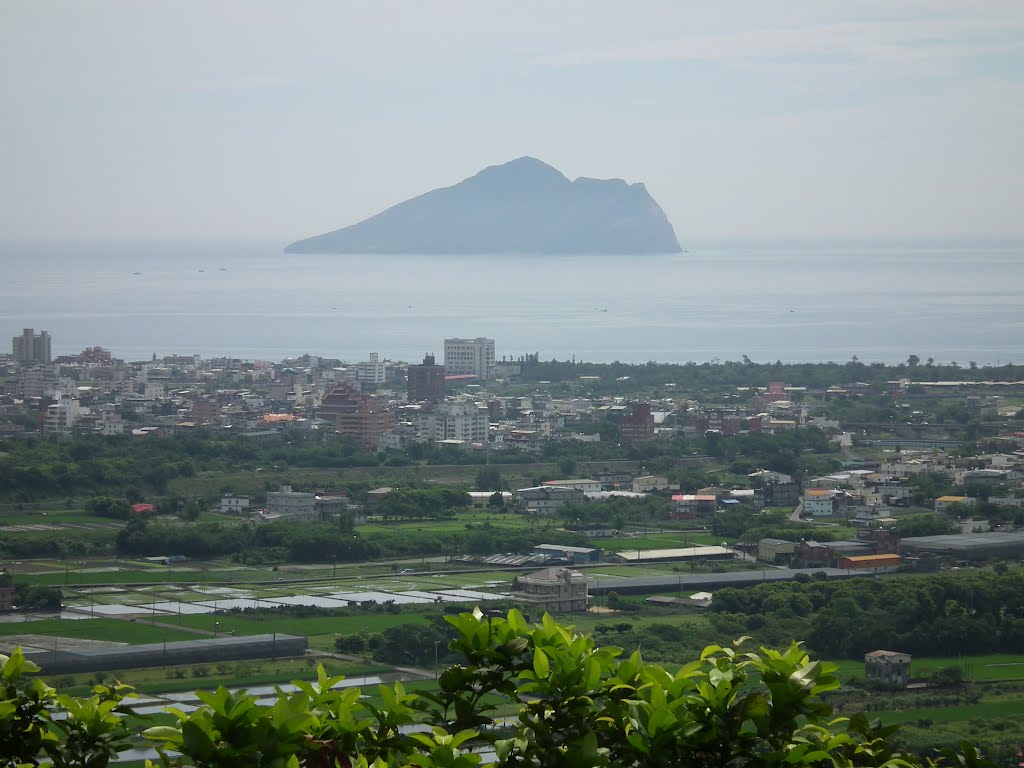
[594,532,724,550]
[877,698,1024,725]
[0,618,199,644]
[172,610,433,638]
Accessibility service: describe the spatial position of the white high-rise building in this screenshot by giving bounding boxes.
[355,352,388,386]
[444,337,495,381]
[417,400,489,443]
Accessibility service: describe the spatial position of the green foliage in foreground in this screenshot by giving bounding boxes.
[2,610,989,768]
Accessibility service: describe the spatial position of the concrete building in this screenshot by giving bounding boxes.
[758,538,797,564]
[542,478,602,494]
[749,470,800,508]
[191,397,222,424]
[515,485,585,516]
[620,403,655,443]
[355,353,388,386]
[803,489,839,517]
[12,328,52,365]
[0,571,14,611]
[407,353,445,403]
[264,485,318,521]
[631,475,678,493]
[864,650,911,689]
[444,337,495,381]
[417,400,488,443]
[671,494,718,518]
[511,567,589,613]
[935,495,976,513]
[320,386,393,450]
[220,494,251,515]
[43,398,84,436]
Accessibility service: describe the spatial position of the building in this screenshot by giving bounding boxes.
[532,544,601,564]
[900,531,1024,560]
[417,400,488,443]
[864,650,911,689]
[839,554,902,570]
[12,328,52,365]
[803,489,838,517]
[619,403,655,443]
[511,567,589,613]
[43,398,83,436]
[264,485,318,521]
[220,494,251,515]
[631,475,678,493]
[542,478,602,494]
[444,337,495,381]
[515,485,585,516]
[0,570,14,611]
[22,634,307,675]
[355,353,388,386]
[613,546,735,564]
[191,397,222,424]
[934,495,976,513]
[320,386,393,450]
[758,538,797,564]
[407,354,445,403]
[748,470,800,508]
[671,494,718,518]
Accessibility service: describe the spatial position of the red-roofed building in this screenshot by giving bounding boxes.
[131,503,156,515]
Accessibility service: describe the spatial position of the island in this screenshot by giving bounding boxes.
[285,156,681,255]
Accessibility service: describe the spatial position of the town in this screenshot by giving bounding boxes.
[4,327,1024,760]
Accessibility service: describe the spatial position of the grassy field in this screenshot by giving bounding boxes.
[595,531,727,550]
[830,654,1024,682]
[0,618,200,644]
[876,697,1024,725]
[171,610,433,638]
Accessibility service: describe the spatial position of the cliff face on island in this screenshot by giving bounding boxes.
[285,156,681,254]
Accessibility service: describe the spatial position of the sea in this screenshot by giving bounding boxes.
[1,239,1022,366]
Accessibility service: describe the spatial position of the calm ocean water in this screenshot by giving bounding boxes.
[1,240,1022,365]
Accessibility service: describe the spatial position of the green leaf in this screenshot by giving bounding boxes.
[533,648,550,678]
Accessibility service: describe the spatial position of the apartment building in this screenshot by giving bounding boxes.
[12,328,52,365]
[444,337,495,381]
[407,354,445,403]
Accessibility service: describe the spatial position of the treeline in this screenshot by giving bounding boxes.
[0,528,114,559]
[710,568,1024,659]
[114,518,586,563]
[519,356,1024,394]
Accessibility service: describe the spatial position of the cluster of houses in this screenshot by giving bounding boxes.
[1,335,870,452]
[793,448,1024,524]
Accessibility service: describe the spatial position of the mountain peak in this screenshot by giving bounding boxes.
[286,158,680,255]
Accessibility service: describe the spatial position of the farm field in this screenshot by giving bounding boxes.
[830,654,1024,682]
[172,610,433,638]
[0,617,200,644]
[876,695,1024,725]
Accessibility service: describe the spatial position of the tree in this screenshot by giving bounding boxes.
[1,612,991,768]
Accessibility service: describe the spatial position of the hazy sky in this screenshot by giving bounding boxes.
[2,1,1022,242]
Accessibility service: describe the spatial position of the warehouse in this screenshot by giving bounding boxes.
[900,532,1024,560]
[24,633,307,675]
[613,546,734,564]
[839,554,902,570]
